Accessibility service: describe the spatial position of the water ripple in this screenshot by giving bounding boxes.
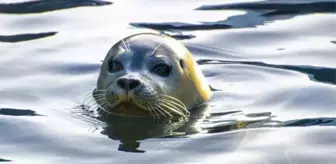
[0,108,42,116]
[130,22,233,31]
[284,117,336,126]
[197,59,336,85]
[0,32,57,43]
[0,158,11,162]
[196,1,336,15]
[0,0,112,14]
[194,1,336,30]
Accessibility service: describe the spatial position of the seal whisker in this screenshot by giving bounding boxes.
[92,93,106,97]
[126,39,131,52]
[97,100,110,110]
[92,93,105,97]
[161,95,187,109]
[162,98,188,114]
[92,92,106,95]
[121,39,130,52]
[96,104,108,119]
[156,105,173,118]
[87,92,105,102]
[151,42,163,55]
[154,107,167,118]
[160,102,185,117]
[93,96,106,101]
[83,93,94,101]
[92,98,107,106]
[157,105,171,118]
[147,103,158,120]
[161,95,185,105]
[92,94,105,98]
[151,108,158,119]
[84,100,100,108]
[93,33,212,118]
[101,102,109,111]
[99,101,114,115]
[84,99,99,107]
[93,89,107,92]
[97,101,106,110]
[92,90,106,95]
[147,101,162,119]
[84,90,104,97]
[152,107,160,119]
[87,104,99,112]
[93,96,107,107]
[91,97,105,103]
[147,105,155,119]
[92,93,105,96]
[91,103,101,108]
[95,101,107,109]
[161,96,189,116]
[83,93,96,104]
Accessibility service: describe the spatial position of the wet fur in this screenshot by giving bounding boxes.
[94,33,212,118]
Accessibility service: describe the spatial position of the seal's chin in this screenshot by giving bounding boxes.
[107,102,151,117]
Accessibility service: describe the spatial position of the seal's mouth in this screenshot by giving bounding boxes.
[91,89,190,118]
[109,102,151,117]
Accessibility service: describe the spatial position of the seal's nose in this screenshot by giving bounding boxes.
[117,78,141,91]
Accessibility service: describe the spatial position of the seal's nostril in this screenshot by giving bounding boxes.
[117,79,127,89]
[129,79,141,90]
[117,78,140,90]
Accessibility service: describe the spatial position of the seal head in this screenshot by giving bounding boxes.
[94,33,212,118]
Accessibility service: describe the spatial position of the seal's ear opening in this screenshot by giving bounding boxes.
[179,59,185,69]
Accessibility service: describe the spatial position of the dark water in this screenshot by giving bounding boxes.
[0,0,336,163]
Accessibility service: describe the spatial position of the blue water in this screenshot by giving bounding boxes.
[1,0,336,163]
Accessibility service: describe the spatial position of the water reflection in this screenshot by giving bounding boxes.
[77,101,295,153]
[196,1,336,15]
[0,158,11,162]
[196,1,336,29]
[100,114,186,153]
[201,110,282,133]
[79,104,210,153]
[0,0,112,14]
[283,117,336,127]
[0,108,42,116]
[130,22,233,31]
[131,1,336,33]
[0,32,57,43]
[197,59,336,85]
[76,95,336,153]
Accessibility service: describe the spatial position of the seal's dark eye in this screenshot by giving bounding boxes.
[151,63,171,77]
[108,60,123,73]
[179,59,185,69]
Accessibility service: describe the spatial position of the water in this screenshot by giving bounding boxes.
[0,0,336,163]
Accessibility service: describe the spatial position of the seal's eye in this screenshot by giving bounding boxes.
[179,59,185,69]
[108,60,123,73]
[151,63,171,77]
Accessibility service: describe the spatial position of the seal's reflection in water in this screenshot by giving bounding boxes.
[95,104,210,153]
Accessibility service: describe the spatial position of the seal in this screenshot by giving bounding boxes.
[93,33,212,118]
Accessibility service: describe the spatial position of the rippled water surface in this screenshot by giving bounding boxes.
[1,0,336,163]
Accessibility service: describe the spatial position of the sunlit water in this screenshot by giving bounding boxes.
[0,0,335,163]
